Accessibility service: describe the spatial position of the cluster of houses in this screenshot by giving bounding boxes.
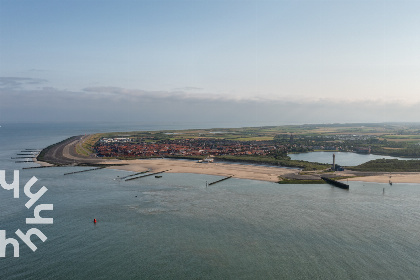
[289,144,371,154]
[309,146,371,153]
[94,136,373,158]
[94,138,279,158]
[100,137,132,143]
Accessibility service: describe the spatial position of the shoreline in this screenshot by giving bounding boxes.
[33,157,54,167]
[35,135,420,184]
[100,158,298,182]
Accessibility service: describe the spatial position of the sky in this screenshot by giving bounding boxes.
[1,0,420,125]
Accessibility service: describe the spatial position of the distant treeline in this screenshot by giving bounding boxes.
[371,146,420,158]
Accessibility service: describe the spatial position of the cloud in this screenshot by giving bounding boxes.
[0,77,48,89]
[173,86,203,91]
[82,86,261,102]
[27,69,49,73]
[81,86,420,108]
[2,83,420,124]
[82,86,189,101]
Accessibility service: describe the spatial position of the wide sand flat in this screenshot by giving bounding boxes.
[101,158,298,182]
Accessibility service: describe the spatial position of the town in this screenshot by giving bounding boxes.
[94,138,281,158]
[93,133,378,159]
[90,123,420,161]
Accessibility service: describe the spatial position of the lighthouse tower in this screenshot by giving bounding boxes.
[332,154,336,171]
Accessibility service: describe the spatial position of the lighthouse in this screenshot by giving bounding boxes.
[332,154,336,171]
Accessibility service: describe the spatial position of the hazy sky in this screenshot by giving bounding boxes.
[1,0,420,125]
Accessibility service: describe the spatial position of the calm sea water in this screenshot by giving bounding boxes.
[289,151,417,166]
[1,123,419,279]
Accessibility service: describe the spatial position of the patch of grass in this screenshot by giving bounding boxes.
[82,133,102,152]
[348,159,420,172]
[216,155,329,171]
[278,178,326,184]
[75,144,90,156]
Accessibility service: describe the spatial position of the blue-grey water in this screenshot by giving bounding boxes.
[1,123,419,279]
[289,151,417,166]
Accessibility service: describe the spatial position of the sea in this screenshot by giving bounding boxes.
[0,122,419,279]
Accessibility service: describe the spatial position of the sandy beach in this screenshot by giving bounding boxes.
[346,173,420,184]
[100,158,299,182]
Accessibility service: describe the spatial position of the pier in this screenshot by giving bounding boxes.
[11,156,36,159]
[13,150,39,160]
[208,176,233,186]
[125,170,168,181]
[321,177,349,189]
[64,167,104,175]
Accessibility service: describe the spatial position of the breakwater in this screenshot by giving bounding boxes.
[64,167,104,175]
[208,176,233,186]
[23,166,58,169]
[321,176,349,189]
[117,170,150,180]
[125,170,168,181]
[12,156,36,159]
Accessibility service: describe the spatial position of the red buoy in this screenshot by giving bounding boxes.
[94,219,97,223]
